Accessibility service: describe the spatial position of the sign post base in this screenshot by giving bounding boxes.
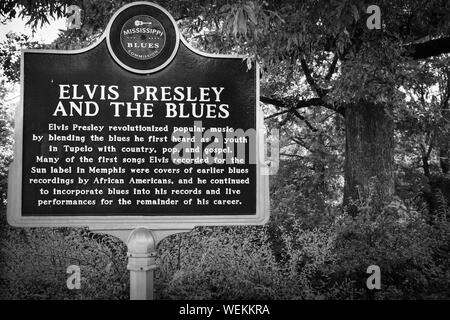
[127,228,157,300]
[94,228,190,300]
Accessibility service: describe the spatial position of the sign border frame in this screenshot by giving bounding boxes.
[7,1,270,230]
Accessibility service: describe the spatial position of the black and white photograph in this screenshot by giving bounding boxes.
[0,0,449,313]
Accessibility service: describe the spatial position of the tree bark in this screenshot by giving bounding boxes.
[440,147,449,175]
[422,155,431,178]
[343,102,395,211]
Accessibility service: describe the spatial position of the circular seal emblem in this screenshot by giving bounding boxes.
[120,15,166,60]
[107,2,180,74]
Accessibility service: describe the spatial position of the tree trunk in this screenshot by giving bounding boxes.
[440,146,449,175]
[422,155,431,178]
[343,102,395,212]
[314,133,327,194]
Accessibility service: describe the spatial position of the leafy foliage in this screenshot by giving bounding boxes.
[0,215,128,299]
[157,224,340,300]
[0,80,14,205]
[0,33,43,82]
[334,195,450,299]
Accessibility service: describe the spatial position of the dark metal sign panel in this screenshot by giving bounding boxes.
[7,2,269,230]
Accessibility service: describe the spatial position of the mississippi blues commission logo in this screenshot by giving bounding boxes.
[120,15,166,60]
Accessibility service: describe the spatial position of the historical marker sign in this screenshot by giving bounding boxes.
[7,1,269,230]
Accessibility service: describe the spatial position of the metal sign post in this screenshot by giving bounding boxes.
[126,228,157,300]
[98,228,190,300]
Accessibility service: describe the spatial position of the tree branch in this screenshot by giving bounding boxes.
[291,136,314,153]
[409,36,450,60]
[260,96,286,109]
[280,153,305,159]
[291,109,318,132]
[300,58,327,97]
[262,96,342,118]
[325,54,339,81]
[442,69,450,110]
[263,97,324,119]
[175,15,189,21]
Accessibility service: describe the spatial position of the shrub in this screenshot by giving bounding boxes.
[0,217,128,300]
[334,196,450,299]
[156,223,341,300]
